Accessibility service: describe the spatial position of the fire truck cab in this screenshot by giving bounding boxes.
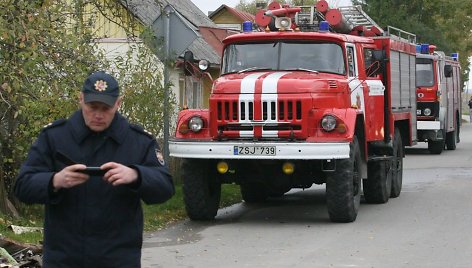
[170,2,417,222]
[416,45,462,154]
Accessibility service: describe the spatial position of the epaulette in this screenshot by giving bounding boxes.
[130,124,154,139]
[42,119,66,130]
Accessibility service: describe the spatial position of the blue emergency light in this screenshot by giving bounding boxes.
[243,21,253,33]
[416,45,421,53]
[420,44,429,54]
[451,53,459,61]
[319,21,329,32]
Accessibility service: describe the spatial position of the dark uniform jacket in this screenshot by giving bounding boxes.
[14,110,175,268]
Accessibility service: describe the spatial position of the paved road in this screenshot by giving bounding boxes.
[142,122,472,268]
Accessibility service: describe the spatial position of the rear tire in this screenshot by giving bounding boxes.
[390,128,403,198]
[326,136,362,223]
[182,159,221,220]
[445,130,456,150]
[363,160,392,204]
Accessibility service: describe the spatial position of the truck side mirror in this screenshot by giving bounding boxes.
[184,51,194,76]
[444,65,453,78]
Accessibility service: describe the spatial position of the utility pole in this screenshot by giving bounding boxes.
[152,4,198,163]
[163,6,172,164]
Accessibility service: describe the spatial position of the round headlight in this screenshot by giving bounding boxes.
[321,115,337,132]
[188,116,204,132]
[198,60,209,71]
[423,108,432,116]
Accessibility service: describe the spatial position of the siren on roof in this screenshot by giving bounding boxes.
[420,44,429,54]
[319,21,329,32]
[242,21,253,33]
[451,53,459,61]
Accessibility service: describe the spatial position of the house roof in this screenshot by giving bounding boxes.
[209,4,255,22]
[199,27,240,57]
[121,0,233,64]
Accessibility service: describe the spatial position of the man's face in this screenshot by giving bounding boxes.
[79,93,121,132]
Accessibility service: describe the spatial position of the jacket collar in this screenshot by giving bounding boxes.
[69,110,127,144]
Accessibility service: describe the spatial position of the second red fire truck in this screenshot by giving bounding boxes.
[170,2,419,222]
[416,45,462,154]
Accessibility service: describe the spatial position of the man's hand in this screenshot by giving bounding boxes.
[53,164,89,190]
[101,162,138,186]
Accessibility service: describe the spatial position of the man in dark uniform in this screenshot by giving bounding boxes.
[14,71,175,268]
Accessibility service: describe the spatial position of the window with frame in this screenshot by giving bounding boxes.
[178,75,203,109]
[347,46,356,77]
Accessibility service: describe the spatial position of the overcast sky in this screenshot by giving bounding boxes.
[191,0,353,16]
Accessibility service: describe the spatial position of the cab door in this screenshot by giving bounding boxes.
[353,45,385,141]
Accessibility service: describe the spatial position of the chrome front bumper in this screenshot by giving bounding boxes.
[169,140,350,160]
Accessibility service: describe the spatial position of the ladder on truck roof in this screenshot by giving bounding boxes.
[386,25,416,44]
[337,5,384,34]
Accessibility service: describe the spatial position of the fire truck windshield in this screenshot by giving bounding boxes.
[416,58,434,87]
[222,42,345,75]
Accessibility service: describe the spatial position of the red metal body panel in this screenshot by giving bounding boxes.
[373,37,417,143]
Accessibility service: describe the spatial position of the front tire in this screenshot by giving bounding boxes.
[326,136,362,223]
[182,159,221,220]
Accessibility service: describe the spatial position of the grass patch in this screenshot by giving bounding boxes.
[2,183,242,244]
[143,183,241,231]
[0,205,44,245]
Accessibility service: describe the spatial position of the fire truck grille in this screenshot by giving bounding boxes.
[216,99,303,137]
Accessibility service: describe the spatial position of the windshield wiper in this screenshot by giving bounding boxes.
[237,67,273,73]
[285,68,319,74]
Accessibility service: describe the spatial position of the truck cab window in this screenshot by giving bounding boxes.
[416,58,434,87]
[347,46,356,77]
[222,42,345,75]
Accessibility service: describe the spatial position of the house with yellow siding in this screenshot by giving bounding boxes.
[66,0,235,112]
[209,4,256,31]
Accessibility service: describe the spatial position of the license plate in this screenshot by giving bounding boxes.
[233,146,276,156]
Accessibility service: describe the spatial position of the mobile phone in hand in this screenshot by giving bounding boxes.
[80,167,107,176]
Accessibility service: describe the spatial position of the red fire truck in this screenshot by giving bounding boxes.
[170,2,418,222]
[416,45,461,154]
